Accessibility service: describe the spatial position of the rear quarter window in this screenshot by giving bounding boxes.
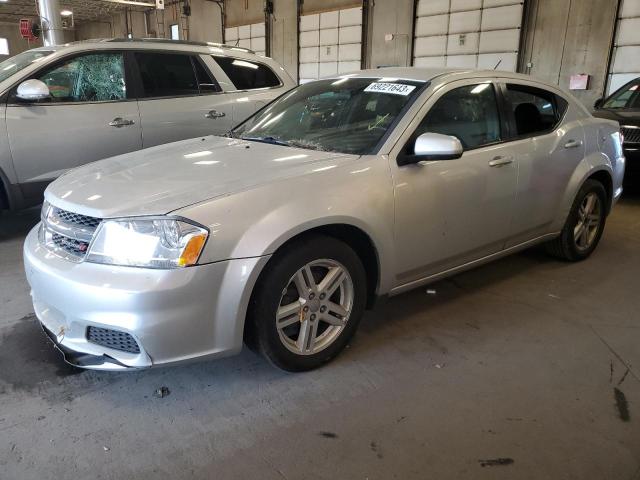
[213,56,281,90]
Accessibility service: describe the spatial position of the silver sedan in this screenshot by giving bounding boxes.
[23,67,625,371]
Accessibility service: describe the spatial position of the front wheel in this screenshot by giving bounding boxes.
[246,236,367,371]
[546,179,607,261]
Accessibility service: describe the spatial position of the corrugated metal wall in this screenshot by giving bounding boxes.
[412,0,524,71]
[608,0,640,94]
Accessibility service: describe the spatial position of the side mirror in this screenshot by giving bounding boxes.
[398,132,464,166]
[16,79,50,101]
[594,97,603,109]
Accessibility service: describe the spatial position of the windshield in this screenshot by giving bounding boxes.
[0,49,55,84]
[232,77,426,154]
[602,79,640,109]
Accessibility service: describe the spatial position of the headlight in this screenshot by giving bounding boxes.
[86,218,208,269]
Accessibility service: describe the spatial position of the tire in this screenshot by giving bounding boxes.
[246,235,367,372]
[545,179,607,261]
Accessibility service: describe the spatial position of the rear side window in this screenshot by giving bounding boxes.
[503,84,568,137]
[213,56,280,90]
[412,83,501,150]
[135,52,199,98]
[193,57,221,93]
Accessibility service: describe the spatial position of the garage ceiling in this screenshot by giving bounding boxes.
[0,0,150,23]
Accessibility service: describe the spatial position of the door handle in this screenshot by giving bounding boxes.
[564,139,582,149]
[109,117,135,128]
[205,110,226,119]
[488,156,514,167]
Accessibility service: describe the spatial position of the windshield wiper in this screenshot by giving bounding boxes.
[240,136,289,146]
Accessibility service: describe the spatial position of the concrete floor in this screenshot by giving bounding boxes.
[1,196,639,480]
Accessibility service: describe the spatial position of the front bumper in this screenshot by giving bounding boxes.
[623,145,640,180]
[23,224,269,370]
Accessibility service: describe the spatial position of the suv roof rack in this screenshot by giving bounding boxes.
[107,38,255,54]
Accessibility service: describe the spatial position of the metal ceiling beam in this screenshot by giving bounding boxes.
[99,0,156,7]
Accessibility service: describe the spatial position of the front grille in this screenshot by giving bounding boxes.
[86,326,141,354]
[621,127,640,144]
[52,233,90,256]
[54,208,101,229]
[41,204,102,261]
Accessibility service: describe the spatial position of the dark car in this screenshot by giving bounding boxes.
[593,78,640,184]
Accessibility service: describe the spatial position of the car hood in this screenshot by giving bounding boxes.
[45,135,355,218]
[592,109,640,126]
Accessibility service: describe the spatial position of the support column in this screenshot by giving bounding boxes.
[38,0,65,46]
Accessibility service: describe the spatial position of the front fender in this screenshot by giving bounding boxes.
[177,155,397,295]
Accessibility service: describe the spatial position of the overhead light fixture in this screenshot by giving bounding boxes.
[60,9,73,16]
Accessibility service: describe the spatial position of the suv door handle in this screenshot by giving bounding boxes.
[109,117,135,128]
[488,156,514,167]
[564,139,582,149]
[205,110,226,119]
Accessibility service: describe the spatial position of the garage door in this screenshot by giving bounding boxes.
[413,0,524,71]
[608,0,640,94]
[298,6,363,84]
[225,22,266,56]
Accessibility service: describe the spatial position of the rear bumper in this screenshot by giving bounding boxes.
[24,224,269,370]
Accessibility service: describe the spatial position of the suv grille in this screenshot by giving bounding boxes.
[41,204,102,261]
[621,126,640,144]
[86,326,141,354]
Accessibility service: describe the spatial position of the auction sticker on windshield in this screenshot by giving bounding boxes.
[364,82,416,95]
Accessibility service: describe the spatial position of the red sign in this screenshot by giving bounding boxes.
[19,19,38,41]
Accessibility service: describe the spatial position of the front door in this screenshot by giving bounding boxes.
[390,81,518,287]
[6,51,142,200]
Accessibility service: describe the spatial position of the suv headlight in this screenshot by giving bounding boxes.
[86,218,208,269]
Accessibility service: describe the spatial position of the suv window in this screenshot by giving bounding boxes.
[411,83,501,150]
[504,83,568,137]
[602,80,640,109]
[37,52,126,102]
[192,57,220,93]
[213,56,280,90]
[135,52,200,98]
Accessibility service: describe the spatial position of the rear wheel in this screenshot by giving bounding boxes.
[246,236,367,371]
[546,179,607,261]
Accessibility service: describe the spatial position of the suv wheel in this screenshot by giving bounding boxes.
[246,235,367,371]
[546,179,607,261]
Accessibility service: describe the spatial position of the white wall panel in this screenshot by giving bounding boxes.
[413,0,523,72]
[225,21,266,56]
[299,6,362,83]
[608,0,640,93]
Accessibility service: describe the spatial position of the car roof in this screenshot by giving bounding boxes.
[340,66,551,84]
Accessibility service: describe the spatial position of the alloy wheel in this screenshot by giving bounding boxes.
[276,259,354,355]
[574,192,602,251]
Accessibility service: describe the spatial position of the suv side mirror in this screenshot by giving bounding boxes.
[16,79,50,101]
[398,132,464,166]
[594,97,603,109]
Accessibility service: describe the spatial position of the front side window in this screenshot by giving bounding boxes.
[135,52,199,98]
[214,56,280,90]
[504,83,568,137]
[602,80,640,109]
[37,52,126,102]
[232,78,425,154]
[411,83,501,150]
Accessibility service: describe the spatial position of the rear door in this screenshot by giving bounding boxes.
[5,50,142,197]
[133,51,234,148]
[497,81,584,246]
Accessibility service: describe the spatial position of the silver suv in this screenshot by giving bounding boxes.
[0,38,295,210]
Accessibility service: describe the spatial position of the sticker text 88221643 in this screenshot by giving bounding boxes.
[364,82,416,96]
